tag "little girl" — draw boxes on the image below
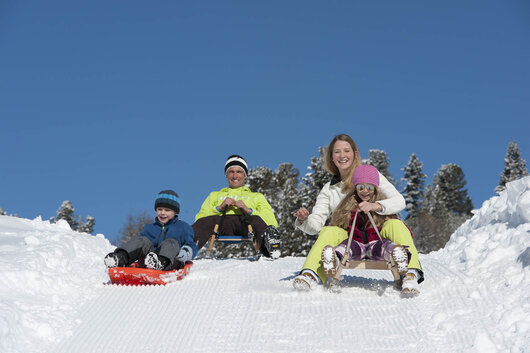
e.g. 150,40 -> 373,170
321,165 -> 423,294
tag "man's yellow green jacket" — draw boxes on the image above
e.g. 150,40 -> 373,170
194,186 -> 278,227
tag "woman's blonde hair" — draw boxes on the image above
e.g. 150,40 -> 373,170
330,188 -> 388,230
324,134 -> 361,192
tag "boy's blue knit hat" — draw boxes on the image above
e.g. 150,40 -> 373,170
154,190 -> 180,214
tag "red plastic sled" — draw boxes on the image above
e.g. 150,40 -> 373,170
107,261 -> 193,286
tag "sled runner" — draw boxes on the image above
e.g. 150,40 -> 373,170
327,210 -> 402,287
207,210 -> 259,256
107,261 -> 193,286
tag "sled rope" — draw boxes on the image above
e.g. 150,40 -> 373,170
341,210 -> 358,266
366,211 -> 384,242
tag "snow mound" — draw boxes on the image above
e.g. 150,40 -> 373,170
430,176 -> 530,350
436,176 -> 530,272
0,215 -> 114,353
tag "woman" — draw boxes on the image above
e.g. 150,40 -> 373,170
292,134 -> 406,290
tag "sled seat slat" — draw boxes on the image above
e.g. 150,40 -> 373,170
206,211 -> 260,256
207,230 -> 259,253
331,259 -> 401,282
215,235 -> 254,244
343,259 -> 393,270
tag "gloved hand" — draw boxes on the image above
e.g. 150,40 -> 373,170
177,246 -> 193,262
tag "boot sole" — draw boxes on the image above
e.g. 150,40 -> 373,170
293,277 -> 311,291
392,246 -> 409,275
321,246 -> 338,277
401,287 -> 420,297
145,253 -> 163,271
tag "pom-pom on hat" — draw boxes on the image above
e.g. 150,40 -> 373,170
352,165 -> 380,187
154,190 -> 180,214
225,155 -> 248,176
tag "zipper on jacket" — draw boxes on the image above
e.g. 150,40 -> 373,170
155,225 -> 170,250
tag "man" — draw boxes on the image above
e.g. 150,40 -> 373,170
193,155 -> 281,259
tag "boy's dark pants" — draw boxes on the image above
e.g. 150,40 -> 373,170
117,236 -> 181,270
193,215 -> 268,254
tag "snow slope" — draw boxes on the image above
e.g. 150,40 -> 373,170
1,177 -> 529,353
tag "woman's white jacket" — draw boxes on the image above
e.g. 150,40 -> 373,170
295,172 -> 406,235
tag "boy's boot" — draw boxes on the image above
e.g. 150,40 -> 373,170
321,245 -> 339,277
145,252 -> 170,271
104,250 -> 128,268
263,225 -> 281,259
292,270 -> 320,291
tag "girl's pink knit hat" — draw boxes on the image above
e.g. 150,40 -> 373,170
352,165 -> 380,187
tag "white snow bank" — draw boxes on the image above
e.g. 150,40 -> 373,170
0,215 -> 114,353
430,176 -> 530,351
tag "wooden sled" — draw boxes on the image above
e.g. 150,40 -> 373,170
108,261 -> 193,286
207,210 -> 259,257
326,210 -> 402,287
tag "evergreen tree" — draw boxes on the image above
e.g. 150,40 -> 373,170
246,166 -> 274,195
118,210 -> 152,247
78,216 -> 96,234
300,146 -> 331,211
496,140 -> 528,192
428,164 -> 473,216
53,200 -> 76,227
401,153 -> 427,219
268,163 -> 305,256
247,163 -> 305,256
0,208 -> 17,217
367,149 -> 398,187
410,164 -> 473,253
50,200 -> 96,234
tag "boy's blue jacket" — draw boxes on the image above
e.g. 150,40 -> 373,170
140,216 -> 198,258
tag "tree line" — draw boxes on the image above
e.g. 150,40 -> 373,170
0,141 -> 526,255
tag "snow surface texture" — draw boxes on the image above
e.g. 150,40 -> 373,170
1,177 -> 529,353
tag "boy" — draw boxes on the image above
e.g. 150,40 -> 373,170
105,190 -> 198,270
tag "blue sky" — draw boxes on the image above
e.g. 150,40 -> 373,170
1,1 -> 529,244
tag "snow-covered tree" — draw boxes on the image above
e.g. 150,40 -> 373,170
401,153 -> 427,219
410,164 -> 473,253
118,210 -> 152,247
0,208 -> 6,216
77,216 -> 96,234
367,149 -> 398,187
50,200 -> 96,234
496,140 -> 528,193
268,163 -> 304,256
53,200 -> 75,226
300,146 -> 331,211
426,164 -> 473,216
246,166 -> 274,195
248,163 -> 305,256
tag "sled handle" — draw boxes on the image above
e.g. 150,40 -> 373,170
366,211 -> 383,242
208,208 -> 228,252
341,210 -> 358,266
